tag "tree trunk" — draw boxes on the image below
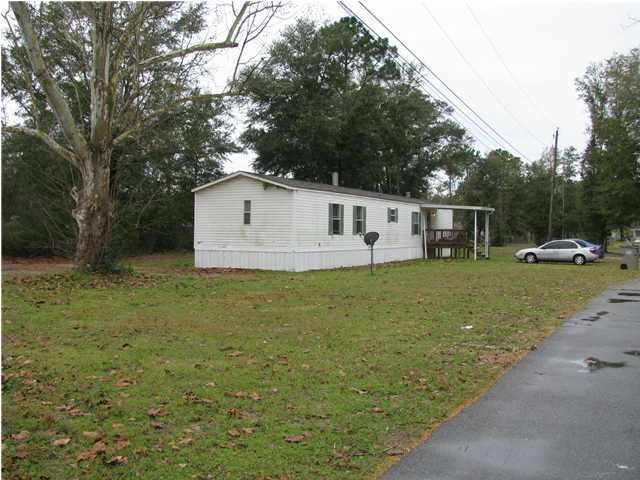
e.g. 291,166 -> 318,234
72,154 -> 112,271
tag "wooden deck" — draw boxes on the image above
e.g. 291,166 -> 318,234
425,229 -> 473,259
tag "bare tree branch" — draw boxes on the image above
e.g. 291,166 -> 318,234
114,1 -> 251,85
10,2 -> 90,160
4,125 -> 79,168
112,93 -> 233,147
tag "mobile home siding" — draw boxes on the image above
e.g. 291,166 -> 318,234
194,176 -> 295,270
193,174 -> 456,271
289,189 -> 425,271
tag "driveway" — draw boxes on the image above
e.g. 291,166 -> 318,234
381,278 -> 640,480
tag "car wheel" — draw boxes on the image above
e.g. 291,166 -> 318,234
525,253 -> 537,264
573,254 -> 586,265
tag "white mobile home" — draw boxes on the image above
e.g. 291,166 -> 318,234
192,171 -> 493,271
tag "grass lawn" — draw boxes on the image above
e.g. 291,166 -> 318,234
2,248 -> 638,479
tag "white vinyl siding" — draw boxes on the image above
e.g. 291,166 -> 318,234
194,174 -> 457,271
194,175 -> 293,250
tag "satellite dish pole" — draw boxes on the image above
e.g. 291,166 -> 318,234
363,232 -> 380,275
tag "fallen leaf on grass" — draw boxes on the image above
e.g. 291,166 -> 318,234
224,391 -> 247,398
285,432 -> 311,443
14,444 -> 27,459
249,392 -> 261,401
105,455 -> 127,465
113,437 -> 130,451
76,441 -> 110,464
115,378 -> 135,387
82,431 -> 101,440
350,387 -> 368,395
183,391 -> 214,404
205,382 -> 216,387
370,407 -> 384,413
147,407 -> 168,418
227,351 -> 242,357
52,437 -> 71,446
10,430 -> 30,441
384,447 -> 404,456
179,437 -> 193,445
150,421 -> 165,430
241,427 -> 255,435
227,429 -> 241,437
302,364 -> 311,370
68,408 -> 88,417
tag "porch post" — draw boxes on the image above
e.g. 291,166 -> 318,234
484,211 -> 490,259
474,209 -> 478,261
423,210 -> 428,259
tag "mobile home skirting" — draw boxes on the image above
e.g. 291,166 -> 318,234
194,245 -> 424,272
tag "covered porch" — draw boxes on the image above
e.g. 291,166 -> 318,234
420,204 -> 495,261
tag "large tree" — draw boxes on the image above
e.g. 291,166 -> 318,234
576,48 -> 640,241
458,149 -> 526,245
2,1 -> 279,270
241,17 -> 462,195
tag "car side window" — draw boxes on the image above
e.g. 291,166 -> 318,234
542,241 -> 561,249
557,241 -> 577,249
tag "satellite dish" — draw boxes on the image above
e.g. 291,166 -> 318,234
363,231 -> 379,246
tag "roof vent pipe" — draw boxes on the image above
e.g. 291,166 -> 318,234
332,171 -> 339,186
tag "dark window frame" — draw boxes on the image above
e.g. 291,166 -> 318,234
387,207 -> 398,223
329,203 -> 344,235
243,200 -> 251,225
411,211 -> 421,235
353,205 -> 366,234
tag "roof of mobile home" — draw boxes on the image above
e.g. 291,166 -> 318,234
192,171 -> 494,212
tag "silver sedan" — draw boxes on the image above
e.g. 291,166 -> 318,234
515,240 -> 600,265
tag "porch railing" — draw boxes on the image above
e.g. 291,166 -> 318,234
426,229 -> 469,246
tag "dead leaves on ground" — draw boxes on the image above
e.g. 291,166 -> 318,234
115,378 -> 135,387
14,444 -> 28,459
147,407 -> 168,418
223,391 -> 261,401
284,431 -> 311,443
51,437 -> 71,446
75,434 -> 129,465
105,455 -> 128,465
10,430 -> 30,441
56,403 -> 87,417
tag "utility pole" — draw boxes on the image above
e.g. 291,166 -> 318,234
547,128 -> 559,241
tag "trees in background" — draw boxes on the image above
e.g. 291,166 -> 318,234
457,150 -> 526,245
241,17 -> 468,196
2,99 -> 237,257
2,1 -> 279,269
576,48 -> 640,243
2,8 -> 637,259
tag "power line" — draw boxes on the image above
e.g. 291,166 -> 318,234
421,2 -> 546,148
336,1 -> 499,151
464,2 -> 555,128
356,1 -> 531,161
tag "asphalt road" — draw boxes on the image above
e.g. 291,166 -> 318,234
381,277 -> 640,480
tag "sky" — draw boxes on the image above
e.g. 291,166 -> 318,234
219,0 -> 640,173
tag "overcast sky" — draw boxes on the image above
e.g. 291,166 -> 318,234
222,0 -> 640,173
